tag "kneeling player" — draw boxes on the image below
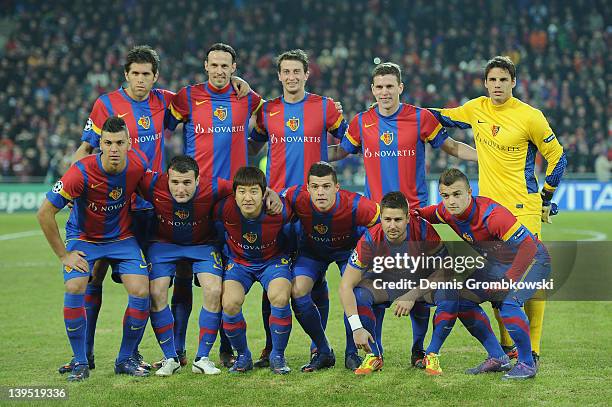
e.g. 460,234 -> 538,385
38,117 -> 151,380
215,167 -> 294,374
282,162 -> 379,371
415,168 -> 551,380
339,192 -> 446,375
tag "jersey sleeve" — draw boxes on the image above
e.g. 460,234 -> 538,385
339,114 -> 361,154
249,90 -> 264,115
427,99 -> 477,130
420,108 -> 449,148
82,98 -> 110,147
46,164 -> 85,209
486,205 -> 528,244
418,204 -> 446,225
250,102 -> 268,142
166,86 -> 190,130
325,98 -> 348,140
355,196 -> 380,227
527,109 -> 567,193
136,170 -> 159,202
280,185 -> 300,208
348,232 -> 374,271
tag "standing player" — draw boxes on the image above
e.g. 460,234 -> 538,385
215,167 -> 294,374
249,49 -> 348,367
329,62 -> 478,366
428,56 -> 566,362
414,168 -> 551,379
139,156 -> 282,376
38,117 -> 151,381
339,192 -> 447,375
282,162 -> 379,371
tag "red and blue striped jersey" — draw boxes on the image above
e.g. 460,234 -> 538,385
137,173 -> 233,245
46,150 -> 150,242
282,185 -> 379,259
213,196 -> 292,265
419,196 -> 545,264
82,88 -> 174,173
340,104 -> 448,207
349,217 -> 442,271
167,82 -> 263,181
251,93 -> 347,190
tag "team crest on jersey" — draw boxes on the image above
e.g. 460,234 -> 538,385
109,187 -> 123,201
243,232 -> 258,243
225,263 -> 234,271
137,116 -> 151,130
491,125 -> 501,137
175,209 -> 190,220
380,131 -> 394,146
462,232 -> 474,243
52,180 -> 64,194
214,106 -> 228,121
286,117 -> 300,132
314,224 -> 328,234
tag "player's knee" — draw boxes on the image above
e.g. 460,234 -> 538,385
149,285 -> 168,311
65,278 -> 87,294
203,285 -> 222,310
128,284 -> 149,299
291,281 -> 310,299
267,289 -> 290,308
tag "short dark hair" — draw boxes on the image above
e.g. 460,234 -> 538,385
372,62 -> 401,84
124,45 -> 160,75
277,49 -> 309,73
167,155 -> 199,176
206,43 -> 237,63
308,161 -> 337,184
380,191 -> 409,214
101,116 -> 129,138
484,56 -> 516,81
233,166 -> 266,194
439,168 -> 470,188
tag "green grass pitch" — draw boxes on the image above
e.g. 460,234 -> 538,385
0,212 -> 610,406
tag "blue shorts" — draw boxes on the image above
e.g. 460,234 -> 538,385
63,238 -> 148,282
148,242 -> 223,281
224,256 -> 292,293
293,253 -> 349,282
468,252 -> 551,307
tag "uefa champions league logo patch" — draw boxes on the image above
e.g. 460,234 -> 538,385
52,181 -> 64,194
84,118 -> 93,132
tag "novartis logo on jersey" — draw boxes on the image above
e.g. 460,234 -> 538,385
363,147 -> 416,158
135,132 -> 162,144
269,134 -> 321,144
87,200 -> 127,213
194,123 -> 245,134
475,133 -> 521,152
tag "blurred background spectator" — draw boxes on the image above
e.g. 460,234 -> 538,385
0,0 -> 608,186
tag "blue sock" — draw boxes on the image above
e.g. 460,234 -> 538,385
426,300 -> 458,354
374,304 -> 386,355
343,314 -> 358,356
64,293 -> 87,365
458,301 -> 505,359
269,304 -> 292,358
222,311 -> 250,358
292,294 -> 330,355
151,306 -> 177,359
197,307 -> 221,358
171,277 -> 192,353
354,287 -> 380,356
310,279 -> 329,352
261,292 -> 273,350
499,304 -> 534,366
84,284 -> 102,357
410,301 -> 430,352
117,296 -> 149,364
218,324 -> 232,354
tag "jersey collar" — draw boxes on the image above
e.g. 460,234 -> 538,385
119,87 -> 150,104
206,81 -> 232,95
375,103 -> 404,120
454,196 -> 476,223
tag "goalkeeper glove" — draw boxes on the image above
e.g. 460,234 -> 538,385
540,189 -> 558,224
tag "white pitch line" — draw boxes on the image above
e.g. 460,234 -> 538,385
557,228 -> 608,241
0,230 -> 42,241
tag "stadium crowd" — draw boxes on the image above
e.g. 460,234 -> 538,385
0,0 -> 609,183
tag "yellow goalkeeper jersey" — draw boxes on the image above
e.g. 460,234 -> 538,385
433,96 -> 565,217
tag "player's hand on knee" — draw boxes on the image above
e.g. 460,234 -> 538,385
394,300 -> 414,317
61,250 -> 89,273
231,76 -> 251,98
353,328 -> 373,353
